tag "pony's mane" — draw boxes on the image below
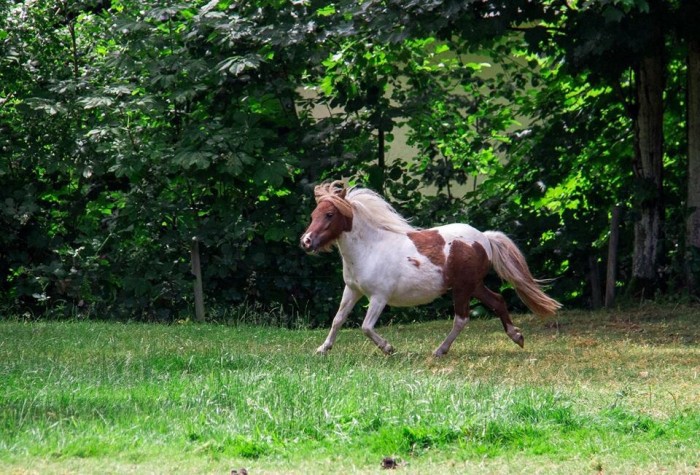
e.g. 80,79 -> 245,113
346,187 -> 416,234
314,181 -> 415,234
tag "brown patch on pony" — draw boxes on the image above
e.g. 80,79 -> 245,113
407,257 -> 421,268
444,241 -> 490,317
407,230 -> 446,267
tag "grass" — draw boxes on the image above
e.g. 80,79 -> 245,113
0,303 -> 699,474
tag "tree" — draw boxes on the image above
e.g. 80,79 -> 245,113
630,8 -> 666,295
0,0 -> 347,320
510,0 -> 671,296
1,0 -> 697,321
332,0 -> 693,302
682,0 -> 700,295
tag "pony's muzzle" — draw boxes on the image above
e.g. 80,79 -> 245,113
300,232 -> 316,252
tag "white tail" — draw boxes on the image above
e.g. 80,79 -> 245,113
484,231 -> 562,316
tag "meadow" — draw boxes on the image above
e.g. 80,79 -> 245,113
0,304 -> 698,474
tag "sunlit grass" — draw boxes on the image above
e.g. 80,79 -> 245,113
0,304 -> 698,474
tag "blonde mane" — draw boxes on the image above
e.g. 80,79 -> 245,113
314,181 -> 353,217
315,181 -> 415,234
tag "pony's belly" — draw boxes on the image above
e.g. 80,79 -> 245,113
387,293 -> 441,307
386,280 -> 445,307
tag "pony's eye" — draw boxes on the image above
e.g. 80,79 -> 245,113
325,212 -> 334,219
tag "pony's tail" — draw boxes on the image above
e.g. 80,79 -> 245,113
484,231 -> 562,317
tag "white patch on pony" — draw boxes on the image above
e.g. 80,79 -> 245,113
434,224 -> 493,260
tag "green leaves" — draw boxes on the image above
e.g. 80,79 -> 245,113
1,0 -> 693,319
226,153 -> 256,176
253,161 -> 289,188
173,151 -> 214,170
0,0 -> 324,319
79,96 -> 114,109
217,55 -> 262,76
315,4 -> 336,17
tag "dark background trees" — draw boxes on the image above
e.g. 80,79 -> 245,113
1,0 -> 698,322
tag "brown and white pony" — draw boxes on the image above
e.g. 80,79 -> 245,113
300,181 -> 561,357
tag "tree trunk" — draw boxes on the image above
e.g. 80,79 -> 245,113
630,44 -> 665,297
589,255 -> 602,309
377,124 -> 386,194
191,237 -> 206,322
687,37 -> 700,295
605,205 -> 622,308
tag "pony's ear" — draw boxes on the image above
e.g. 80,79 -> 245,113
329,180 -> 347,199
314,180 -> 347,202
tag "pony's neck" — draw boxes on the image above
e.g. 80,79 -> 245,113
337,214 -> 393,259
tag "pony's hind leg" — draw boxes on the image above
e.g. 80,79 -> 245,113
473,284 -> 524,348
434,240 -> 487,357
433,282 -> 475,357
361,297 -> 394,354
433,314 -> 470,357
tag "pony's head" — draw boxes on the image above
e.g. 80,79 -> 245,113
300,181 -> 353,253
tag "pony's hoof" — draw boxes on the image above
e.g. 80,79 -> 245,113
315,345 -> 331,355
382,344 -> 395,355
509,330 -> 524,348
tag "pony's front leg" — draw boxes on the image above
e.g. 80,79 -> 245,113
361,297 -> 394,355
316,285 -> 362,354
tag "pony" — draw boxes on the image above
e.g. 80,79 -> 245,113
300,181 -> 561,357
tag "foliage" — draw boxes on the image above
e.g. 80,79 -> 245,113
0,0 -> 696,321
1,0 -> 342,321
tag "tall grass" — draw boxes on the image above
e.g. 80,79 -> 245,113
1,304 -> 698,473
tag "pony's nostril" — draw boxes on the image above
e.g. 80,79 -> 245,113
301,234 -> 312,249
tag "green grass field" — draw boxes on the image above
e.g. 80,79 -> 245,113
1,304 -> 699,474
